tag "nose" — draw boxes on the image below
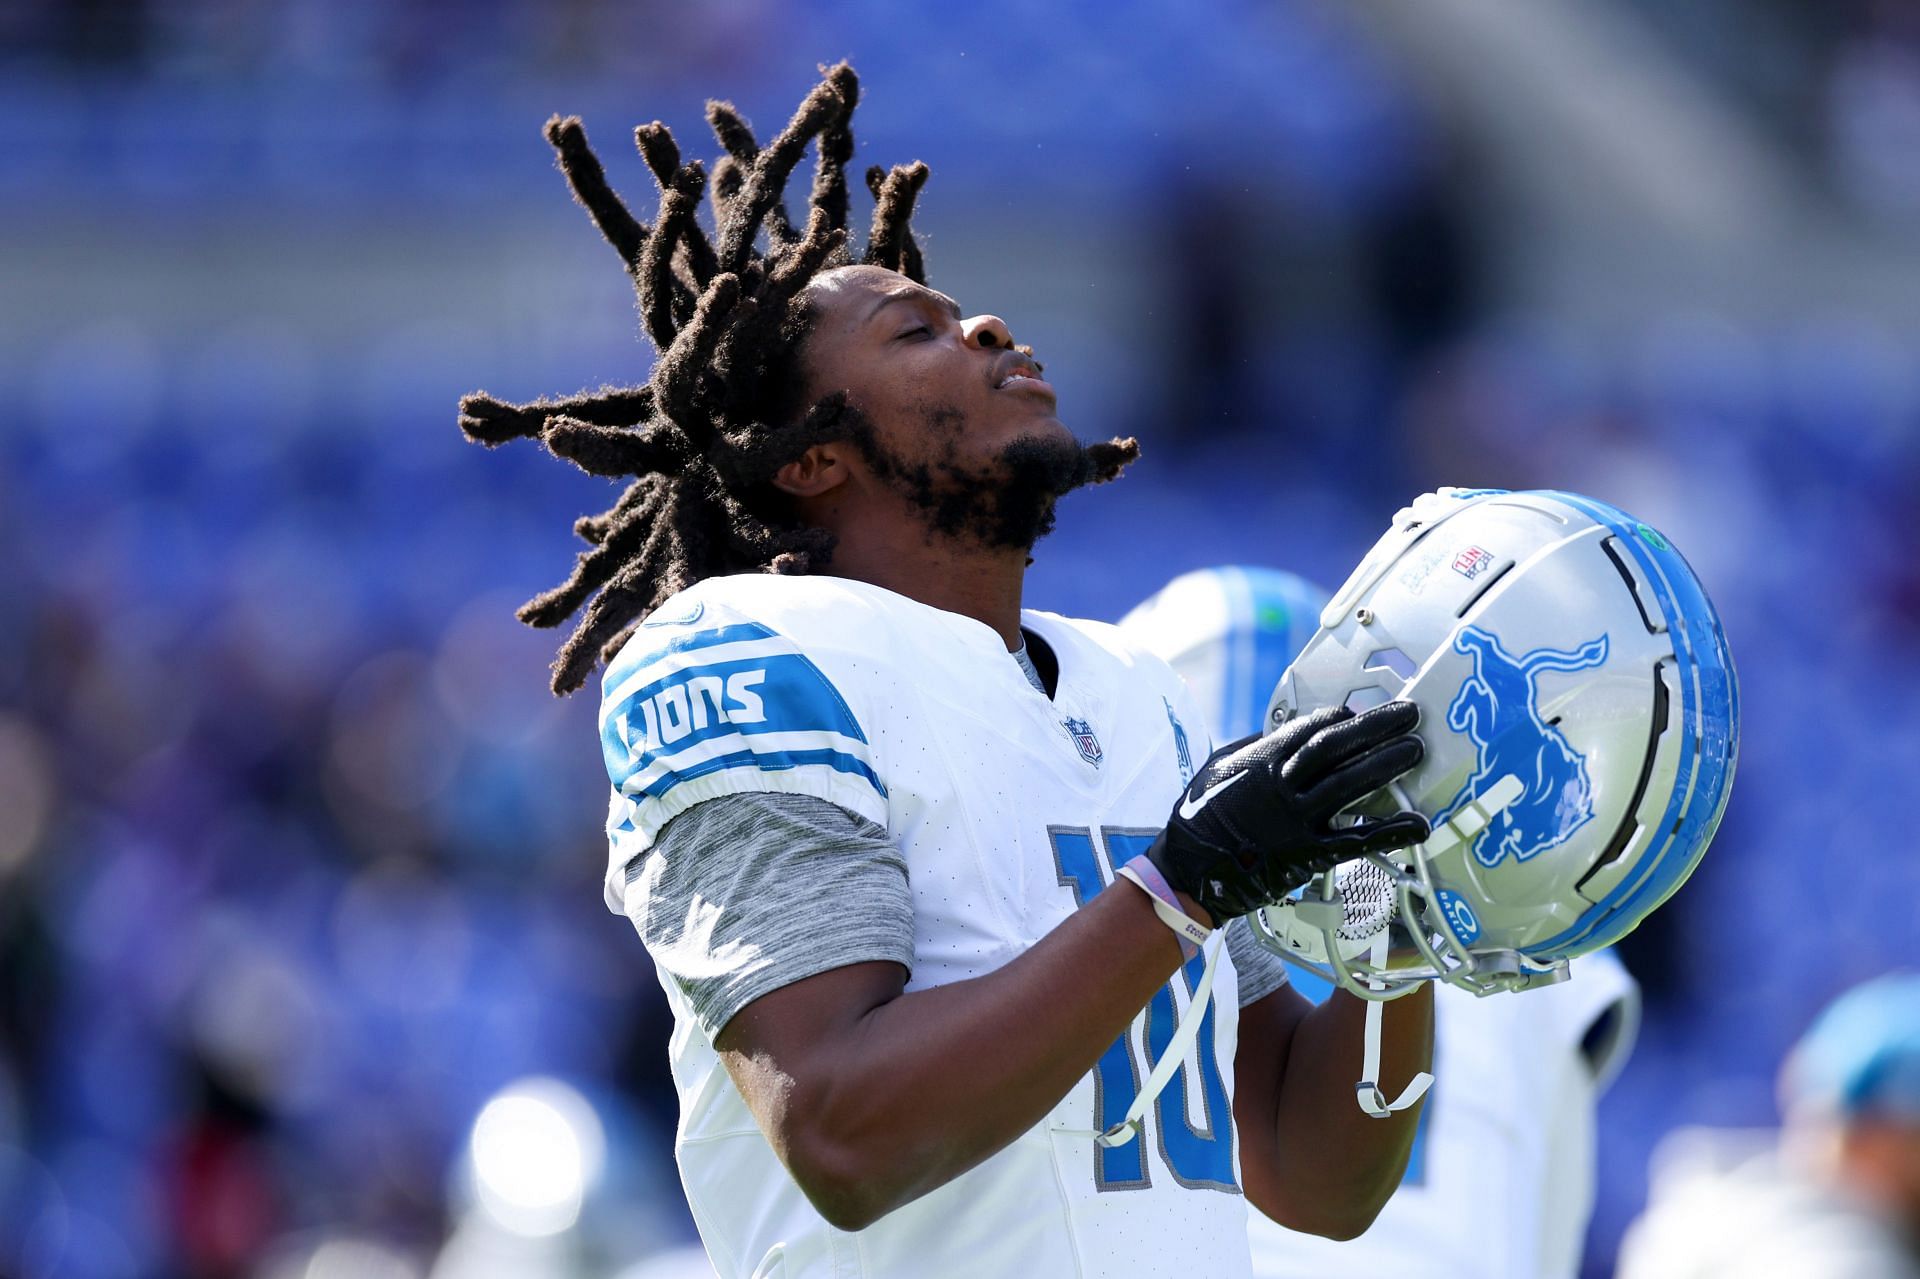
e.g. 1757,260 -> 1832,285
961,314 -> 1015,351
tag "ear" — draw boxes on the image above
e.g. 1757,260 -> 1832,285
771,443 -> 852,499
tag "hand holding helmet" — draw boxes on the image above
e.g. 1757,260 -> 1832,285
1149,702 -> 1432,924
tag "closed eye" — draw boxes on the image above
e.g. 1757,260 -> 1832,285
895,325 -> 931,341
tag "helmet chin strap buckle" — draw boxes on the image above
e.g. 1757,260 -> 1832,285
1357,1074 -> 1432,1118
1291,896 -> 1346,932
1459,951 -> 1572,996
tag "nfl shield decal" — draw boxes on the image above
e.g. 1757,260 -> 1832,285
1451,545 -> 1495,580
1063,716 -> 1103,768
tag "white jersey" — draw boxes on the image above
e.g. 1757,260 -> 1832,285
600,574 -> 1256,1279
1250,952 -> 1638,1279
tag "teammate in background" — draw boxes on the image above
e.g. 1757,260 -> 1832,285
459,67 -> 1436,1277
1121,566 -> 1642,1279
1618,973 -> 1920,1279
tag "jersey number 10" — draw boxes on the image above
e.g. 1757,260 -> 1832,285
1050,827 -> 1237,1194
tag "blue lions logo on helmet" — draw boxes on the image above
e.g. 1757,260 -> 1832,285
1435,626 -> 1611,867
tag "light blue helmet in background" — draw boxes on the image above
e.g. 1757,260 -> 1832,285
1117,567 -> 1331,744
1121,565 -> 1345,1006
1781,972 -> 1920,1123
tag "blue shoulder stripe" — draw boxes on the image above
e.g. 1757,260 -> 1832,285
601,624 -> 882,803
603,652 -> 868,779
634,746 -> 884,800
602,621 -> 777,690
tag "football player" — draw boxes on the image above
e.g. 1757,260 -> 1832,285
460,66 -> 1435,1278
1618,972 -> 1920,1279
1122,566 -> 1642,1279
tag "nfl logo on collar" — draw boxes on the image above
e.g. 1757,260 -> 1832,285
1063,717 -> 1103,768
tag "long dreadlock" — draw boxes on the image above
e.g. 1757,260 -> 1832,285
460,63 -> 1135,695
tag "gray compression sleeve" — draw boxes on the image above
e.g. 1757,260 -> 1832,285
624,792 -> 914,1040
1227,915 -> 1292,1007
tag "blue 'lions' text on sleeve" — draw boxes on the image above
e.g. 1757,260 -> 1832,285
599,617 -> 889,849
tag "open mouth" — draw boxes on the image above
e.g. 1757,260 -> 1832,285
996,373 -> 1057,406
994,360 -> 1055,398
990,351 -> 1055,401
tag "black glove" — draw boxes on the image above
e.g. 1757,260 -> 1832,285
1147,701 -> 1431,924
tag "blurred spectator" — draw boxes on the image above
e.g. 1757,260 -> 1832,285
1617,973 -> 1920,1278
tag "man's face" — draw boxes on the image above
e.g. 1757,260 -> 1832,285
791,264 -> 1102,550
1846,1119 -> 1920,1230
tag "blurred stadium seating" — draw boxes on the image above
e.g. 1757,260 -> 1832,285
4,1 -> 1919,1274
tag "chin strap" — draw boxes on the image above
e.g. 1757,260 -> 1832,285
1099,930 -> 1225,1146
1355,934 -> 1434,1118
1054,929 -> 1227,1148
1059,914 -> 1427,1142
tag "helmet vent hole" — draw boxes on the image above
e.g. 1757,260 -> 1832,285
1364,647 -> 1416,681
1577,662 -> 1671,890
1602,537 -> 1663,635
1454,560 -> 1514,618
1343,687 -> 1391,713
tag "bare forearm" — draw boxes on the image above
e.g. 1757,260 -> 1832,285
724,882 -> 1189,1226
1257,984 -> 1434,1238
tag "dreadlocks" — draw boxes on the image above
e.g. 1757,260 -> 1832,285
460,63 -> 1135,695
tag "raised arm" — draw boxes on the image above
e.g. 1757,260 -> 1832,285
714,878 -> 1189,1231
1234,981 -> 1435,1239
710,701 -> 1430,1231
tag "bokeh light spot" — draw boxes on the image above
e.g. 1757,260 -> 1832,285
468,1078 -> 604,1238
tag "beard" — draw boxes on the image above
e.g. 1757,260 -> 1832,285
852,403 -> 1140,552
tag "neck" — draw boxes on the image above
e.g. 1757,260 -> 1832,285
818,512 -> 1030,650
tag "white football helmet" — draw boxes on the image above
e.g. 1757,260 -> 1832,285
1251,488 -> 1740,999
1117,567 -> 1331,743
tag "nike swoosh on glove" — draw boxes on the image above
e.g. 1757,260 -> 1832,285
1147,701 -> 1431,925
